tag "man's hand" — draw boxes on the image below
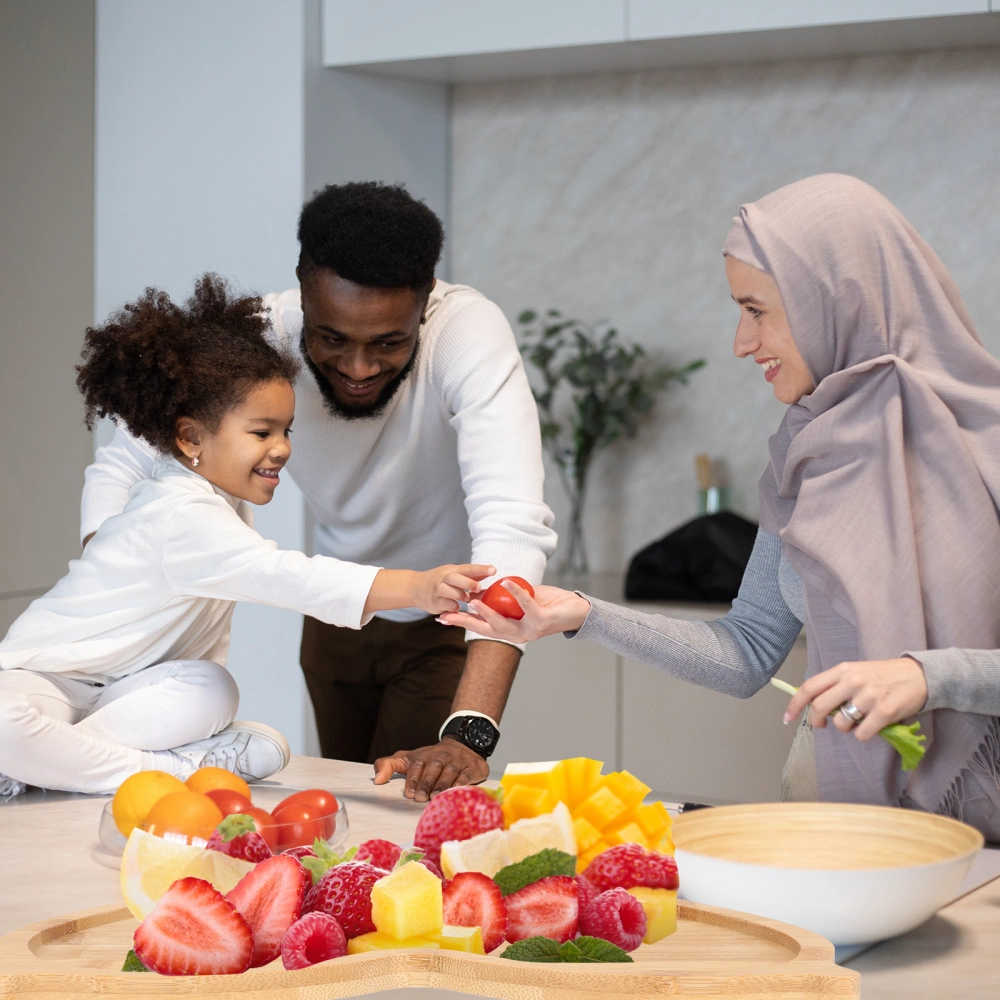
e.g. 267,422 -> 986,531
373,738 -> 489,801
437,582 -> 591,642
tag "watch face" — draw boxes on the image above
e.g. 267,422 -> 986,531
463,717 -> 496,750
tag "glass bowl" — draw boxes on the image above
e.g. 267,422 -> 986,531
98,783 -> 350,857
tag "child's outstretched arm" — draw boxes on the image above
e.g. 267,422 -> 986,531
365,564 -> 495,616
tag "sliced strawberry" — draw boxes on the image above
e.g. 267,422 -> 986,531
355,839 -> 401,870
281,912 -> 347,970
582,844 -> 679,892
504,875 -> 579,944
133,877 -> 252,976
442,872 -> 508,953
413,786 -> 503,867
303,861 -> 386,939
226,854 -> 311,968
207,813 -> 273,864
580,887 -> 647,952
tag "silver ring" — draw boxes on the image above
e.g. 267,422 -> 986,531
840,701 -> 865,725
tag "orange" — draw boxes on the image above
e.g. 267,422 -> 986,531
144,790 -> 224,842
111,770 -> 186,838
184,766 -> 251,799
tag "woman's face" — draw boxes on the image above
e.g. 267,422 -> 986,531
726,255 -> 815,405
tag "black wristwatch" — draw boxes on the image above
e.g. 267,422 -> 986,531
441,715 -> 500,759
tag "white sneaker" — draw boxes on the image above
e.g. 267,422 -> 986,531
0,774 -> 26,799
172,721 -> 290,782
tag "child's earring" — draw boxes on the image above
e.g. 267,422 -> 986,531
192,455 -> 200,467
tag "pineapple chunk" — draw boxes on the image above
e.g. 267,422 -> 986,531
347,931 -> 440,953
562,757 -> 603,808
601,771 -> 652,810
503,784 -> 554,826
627,887 -> 677,943
440,828 -> 512,880
576,785 -> 626,831
605,820 -> 648,848
371,861 -> 443,941
635,801 -> 673,840
507,801 -> 576,862
573,816 -> 603,853
425,925 -> 486,954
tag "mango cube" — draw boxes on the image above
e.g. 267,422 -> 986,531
601,771 -> 651,811
636,801 -> 673,840
503,784 -> 554,826
577,840 -> 609,871
627,887 -> 677,943
562,757 -> 603,808
370,861 -> 443,941
426,925 -> 486,954
500,760 -> 568,804
605,820 -> 648,848
347,931 -> 440,953
655,830 -> 675,855
573,816 -> 603,853
576,785 -> 626,831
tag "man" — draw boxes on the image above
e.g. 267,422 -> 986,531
81,182 -> 557,800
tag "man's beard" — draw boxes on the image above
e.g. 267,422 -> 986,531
299,335 -> 419,420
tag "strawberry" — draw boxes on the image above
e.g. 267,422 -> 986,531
207,813 -> 272,864
580,887 -> 647,952
355,839 -> 401,870
582,844 -> 679,892
418,856 -> 444,880
226,854 -> 311,968
282,844 -> 318,863
413,786 -> 503,866
442,872 -> 508,953
133,877 -> 252,976
575,874 -> 599,911
303,861 -> 386,939
281,912 -> 347,970
504,875 -> 579,944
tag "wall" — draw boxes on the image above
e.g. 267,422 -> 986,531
451,49 -> 1000,574
0,0 -> 96,635
94,0 -> 312,751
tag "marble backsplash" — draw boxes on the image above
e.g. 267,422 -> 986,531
451,48 -> 1000,575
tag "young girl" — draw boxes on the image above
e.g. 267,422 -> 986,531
0,275 -> 491,798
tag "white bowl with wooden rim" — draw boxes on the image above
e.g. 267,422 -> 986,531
673,802 -> 983,946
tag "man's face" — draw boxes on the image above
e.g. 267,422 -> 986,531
299,268 -> 428,417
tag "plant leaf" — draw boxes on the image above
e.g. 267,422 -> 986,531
501,936 -> 564,962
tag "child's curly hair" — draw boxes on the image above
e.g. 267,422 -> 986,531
77,274 -> 300,454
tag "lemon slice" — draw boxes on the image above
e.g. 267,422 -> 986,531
506,801 -> 577,863
440,827 -> 512,879
120,828 -> 255,919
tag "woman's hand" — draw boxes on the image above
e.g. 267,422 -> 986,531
783,656 -> 928,741
437,581 -> 591,642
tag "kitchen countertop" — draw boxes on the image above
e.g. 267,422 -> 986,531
1,755 -> 997,998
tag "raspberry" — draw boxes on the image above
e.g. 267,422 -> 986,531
582,843 -> 679,892
355,839 -> 401,871
281,912 -> 347,970
580,887 -> 647,952
575,874 -> 599,911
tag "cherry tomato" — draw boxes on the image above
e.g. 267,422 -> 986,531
272,802 -> 333,849
240,806 -> 280,851
204,788 -> 253,818
480,576 -> 535,620
273,788 -> 339,818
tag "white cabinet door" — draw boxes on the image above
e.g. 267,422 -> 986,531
322,0 -> 625,67
490,635 -> 619,776
621,636 -> 808,804
627,0 -> 989,40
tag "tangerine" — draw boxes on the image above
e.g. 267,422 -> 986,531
111,770 -> 187,838
144,790 -> 224,842
185,766 -> 251,799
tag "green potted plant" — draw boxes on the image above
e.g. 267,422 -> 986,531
518,309 -> 705,576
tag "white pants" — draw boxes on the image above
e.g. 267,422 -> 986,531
0,660 -> 239,793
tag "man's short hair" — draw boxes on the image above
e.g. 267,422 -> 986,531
297,181 -> 444,291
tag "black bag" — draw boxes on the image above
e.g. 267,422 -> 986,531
624,512 -> 758,603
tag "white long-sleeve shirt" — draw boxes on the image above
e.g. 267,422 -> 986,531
81,281 -> 557,625
1,458 -> 380,680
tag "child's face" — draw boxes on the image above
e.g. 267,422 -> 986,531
176,379 -> 295,504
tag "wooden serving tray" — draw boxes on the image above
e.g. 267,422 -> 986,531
0,900 -> 859,999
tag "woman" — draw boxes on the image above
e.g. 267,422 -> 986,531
441,174 -> 1000,839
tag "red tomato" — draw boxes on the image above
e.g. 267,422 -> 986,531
204,788 -> 253,818
480,576 -> 535,620
273,788 -> 339,818
240,806 -> 280,851
272,802 -> 333,849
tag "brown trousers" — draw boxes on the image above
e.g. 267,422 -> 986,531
299,614 -> 468,764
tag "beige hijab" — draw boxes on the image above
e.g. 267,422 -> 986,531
725,174 -> 1000,838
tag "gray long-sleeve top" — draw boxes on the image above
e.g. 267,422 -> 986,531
570,528 -> 1000,716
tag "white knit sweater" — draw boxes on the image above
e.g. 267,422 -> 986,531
80,281 -> 557,623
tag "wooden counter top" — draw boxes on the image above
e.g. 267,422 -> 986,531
0,755 -> 996,997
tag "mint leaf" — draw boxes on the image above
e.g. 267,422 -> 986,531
494,849 -> 577,897
502,936 -> 563,962
573,936 -> 634,962
880,721 -> 926,771
122,949 -> 149,972
557,940 -> 585,961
